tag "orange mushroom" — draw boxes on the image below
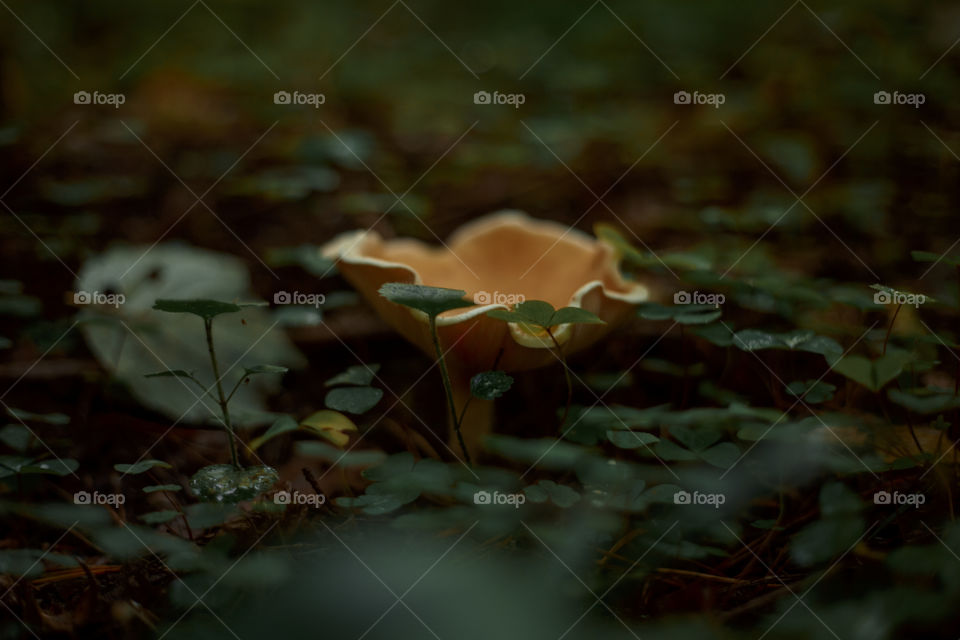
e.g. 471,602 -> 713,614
322,211 -> 648,459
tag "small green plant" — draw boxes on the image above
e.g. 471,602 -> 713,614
149,299 -> 288,501
487,300 -> 603,425
0,409 -> 78,491
378,283 -> 476,463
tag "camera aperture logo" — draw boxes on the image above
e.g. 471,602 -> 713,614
873,490 -> 924,508
674,90 -> 725,108
873,290 -> 925,308
74,290 -> 125,308
673,490 -> 725,509
274,90 -> 325,108
674,290 -> 725,307
74,491 -> 126,506
274,490 -> 326,507
274,291 -> 326,308
873,90 -> 925,108
473,290 -> 525,305
474,490 -> 525,508
473,90 -> 525,108
74,90 -> 125,108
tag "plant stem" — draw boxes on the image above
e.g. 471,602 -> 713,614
429,316 -> 471,466
225,375 -> 250,404
185,373 -> 216,400
882,303 -> 902,355
546,328 -> 573,427
204,318 -> 240,469
456,348 -> 505,427
457,395 -> 473,429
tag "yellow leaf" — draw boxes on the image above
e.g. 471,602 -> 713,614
300,410 -> 358,448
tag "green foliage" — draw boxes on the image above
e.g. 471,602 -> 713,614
8,5 -> 960,636
143,484 -> 182,493
732,329 -> 843,357
243,365 -> 290,376
655,425 -> 740,469
791,483 -> 865,566
487,299 -> 603,328
140,510 -> 180,525
887,388 -> 960,414
295,441 -> 386,467
337,453 -> 460,514
325,363 -> 381,387
248,415 -> 300,451
829,351 -> 913,392
5,407 -> 70,425
787,379 -> 837,404
152,299 -> 244,320
76,245 -> 304,427
377,282 -> 472,317
0,456 -> 78,478
114,459 -> 172,474
299,410 -> 359,447
144,369 -> 196,380
911,250 -> 960,268
324,386 -> 383,414
638,302 -> 722,325
606,430 -> 660,449
322,361 -> 383,414
0,548 -> 77,578
470,371 -> 514,400
523,480 -> 581,507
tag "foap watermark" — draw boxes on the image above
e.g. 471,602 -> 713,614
274,90 -> 325,108
473,290 -> 525,305
474,490 -> 525,508
674,90 -> 725,108
873,490 -> 925,508
74,491 -> 126,506
274,490 -> 326,507
274,291 -> 326,308
874,90 -> 925,108
873,290 -> 925,308
74,90 -> 125,108
674,290 -> 725,307
74,290 -> 125,308
474,90 -> 525,108
673,490 -> 726,509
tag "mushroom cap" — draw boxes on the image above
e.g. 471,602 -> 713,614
322,211 -> 647,373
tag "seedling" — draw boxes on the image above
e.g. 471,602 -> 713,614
378,283 -> 475,464
487,300 -> 603,425
149,299 -> 288,501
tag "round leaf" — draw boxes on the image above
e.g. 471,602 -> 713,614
324,387 -> 383,414
606,430 -> 660,449
377,283 -> 471,317
152,299 -> 242,320
325,364 -> 381,387
550,306 -> 604,326
470,371 -> 514,400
